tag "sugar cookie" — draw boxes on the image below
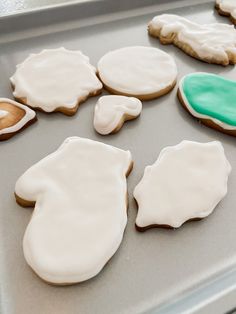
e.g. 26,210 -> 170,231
178,73 -> 236,137
94,95 -> 142,135
134,141 -> 231,230
148,14 -> 236,66
15,137 -> 133,285
97,46 -> 177,100
216,0 -> 236,24
0,98 -> 36,141
10,48 -> 103,115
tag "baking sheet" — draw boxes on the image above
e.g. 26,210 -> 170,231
0,0 -> 236,313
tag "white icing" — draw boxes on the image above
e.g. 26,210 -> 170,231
15,137 -> 132,284
216,0 -> 236,19
149,14 -> 236,63
179,73 -> 236,131
10,48 -> 103,113
94,95 -> 142,135
134,141 -> 231,229
0,98 -> 36,136
97,46 -> 177,97
0,110 -> 8,119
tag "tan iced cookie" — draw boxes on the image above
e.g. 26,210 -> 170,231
0,98 -> 36,141
10,48 -> 103,116
97,46 -> 177,100
148,14 -> 236,66
216,0 -> 236,24
94,95 -> 142,135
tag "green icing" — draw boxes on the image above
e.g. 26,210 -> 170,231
182,73 -> 236,127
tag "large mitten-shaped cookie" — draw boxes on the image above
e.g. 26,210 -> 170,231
0,98 -> 36,141
15,137 -> 133,284
134,141 -> 231,230
148,14 -> 236,65
216,0 -> 236,24
10,48 -> 103,115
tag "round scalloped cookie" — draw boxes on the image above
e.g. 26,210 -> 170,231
10,48 -> 103,116
97,46 -> 177,100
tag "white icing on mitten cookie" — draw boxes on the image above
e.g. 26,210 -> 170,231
134,141 -> 231,230
0,98 -> 36,141
10,48 -> 103,115
15,137 -> 132,284
216,0 -> 236,23
97,46 -> 177,100
94,95 -> 142,135
148,14 -> 236,65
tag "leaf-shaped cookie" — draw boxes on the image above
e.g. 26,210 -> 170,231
134,141 -> 231,230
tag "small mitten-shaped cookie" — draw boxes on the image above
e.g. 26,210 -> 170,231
94,95 -> 142,135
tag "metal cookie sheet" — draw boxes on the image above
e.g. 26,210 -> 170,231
0,0 -> 235,313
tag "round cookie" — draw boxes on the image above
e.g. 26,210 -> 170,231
94,95 -> 142,135
178,73 -> 236,137
97,46 -> 177,100
0,98 -> 36,141
10,48 -> 103,115
216,0 -> 236,24
15,137 -> 133,285
134,141 -> 231,230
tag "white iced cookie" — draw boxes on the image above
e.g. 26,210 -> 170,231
94,95 -> 142,135
97,46 -> 177,100
148,14 -> 236,66
134,141 -> 231,230
0,98 -> 36,141
216,0 -> 236,24
10,48 -> 103,115
15,137 -> 133,285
